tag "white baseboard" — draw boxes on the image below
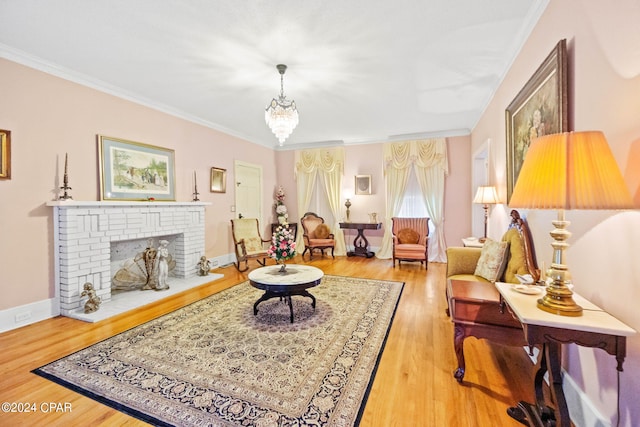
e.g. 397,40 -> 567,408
209,253 -> 236,268
523,346 -> 608,427
0,298 -> 59,334
563,370 -> 609,427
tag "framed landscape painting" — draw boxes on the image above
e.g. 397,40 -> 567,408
98,135 -> 176,201
505,39 -> 568,202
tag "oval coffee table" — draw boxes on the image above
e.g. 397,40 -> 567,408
248,264 -> 324,323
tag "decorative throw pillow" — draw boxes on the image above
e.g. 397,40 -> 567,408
314,223 -> 331,239
244,237 -> 263,253
502,228 -> 528,283
474,238 -> 510,282
397,228 -> 420,244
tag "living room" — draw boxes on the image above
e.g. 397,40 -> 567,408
1,1 -> 640,426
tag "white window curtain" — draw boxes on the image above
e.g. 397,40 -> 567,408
294,148 -> 347,256
397,170 -> 428,217
376,138 -> 448,262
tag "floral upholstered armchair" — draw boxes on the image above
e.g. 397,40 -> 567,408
300,212 -> 335,260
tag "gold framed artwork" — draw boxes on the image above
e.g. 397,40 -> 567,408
98,135 -> 176,201
355,175 -> 371,195
505,39 -> 568,203
210,167 -> 226,193
0,129 -> 11,179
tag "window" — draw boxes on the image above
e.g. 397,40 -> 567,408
307,176 -> 335,224
397,169 -> 428,217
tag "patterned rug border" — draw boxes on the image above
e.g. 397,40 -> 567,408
33,275 -> 405,426
353,278 -> 404,426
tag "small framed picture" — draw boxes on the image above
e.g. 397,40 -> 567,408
355,175 -> 371,195
0,129 -> 11,179
210,167 -> 226,193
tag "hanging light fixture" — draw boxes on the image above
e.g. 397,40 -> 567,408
265,64 -> 299,145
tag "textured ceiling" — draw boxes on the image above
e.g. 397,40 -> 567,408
0,0 -> 547,149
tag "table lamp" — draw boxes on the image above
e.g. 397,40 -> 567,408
509,131 -> 634,316
473,185 -> 499,242
344,188 -> 353,222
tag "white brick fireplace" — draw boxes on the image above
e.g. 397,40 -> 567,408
47,201 -> 212,319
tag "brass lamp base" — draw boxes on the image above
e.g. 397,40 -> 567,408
537,283 -> 583,317
536,210 -> 583,317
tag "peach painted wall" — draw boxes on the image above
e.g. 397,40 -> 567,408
274,138 -> 472,253
473,1 -> 640,425
0,58 -> 277,311
1,57 -> 474,321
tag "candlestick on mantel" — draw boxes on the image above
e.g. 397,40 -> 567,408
59,152 -> 73,200
192,170 -> 200,202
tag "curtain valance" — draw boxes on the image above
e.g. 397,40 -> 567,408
383,138 -> 448,173
295,147 -> 345,175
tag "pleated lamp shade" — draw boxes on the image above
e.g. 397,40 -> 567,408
509,131 -> 634,210
473,186 -> 499,205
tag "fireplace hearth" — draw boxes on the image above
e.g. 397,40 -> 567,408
47,201 -> 216,320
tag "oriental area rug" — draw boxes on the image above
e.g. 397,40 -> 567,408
34,275 -> 404,426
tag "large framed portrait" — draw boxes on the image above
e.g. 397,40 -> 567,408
98,135 -> 176,201
0,129 -> 11,179
506,39 -> 568,202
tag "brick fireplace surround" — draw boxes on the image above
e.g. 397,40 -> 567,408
47,201 -> 218,321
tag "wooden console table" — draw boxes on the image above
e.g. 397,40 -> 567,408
339,222 -> 381,258
496,283 -> 636,427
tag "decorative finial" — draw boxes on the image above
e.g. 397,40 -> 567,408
59,153 -> 73,200
192,170 -> 200,201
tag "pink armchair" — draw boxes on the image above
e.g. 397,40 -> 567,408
392,217 -> 429,269
300,212 -> 336,260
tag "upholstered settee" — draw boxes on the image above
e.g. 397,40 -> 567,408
446,210 -> 539,285
445,210 -> 540,382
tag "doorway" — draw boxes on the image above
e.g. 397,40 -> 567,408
471,140 -> 490,238
234,161 -> 263,222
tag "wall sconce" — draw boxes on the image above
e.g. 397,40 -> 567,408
473,186 -> 499,242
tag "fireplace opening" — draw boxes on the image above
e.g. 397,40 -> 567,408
111,235 -> 179,293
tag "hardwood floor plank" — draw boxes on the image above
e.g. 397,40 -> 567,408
0,255 -> 533,426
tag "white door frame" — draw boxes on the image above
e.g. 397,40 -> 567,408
471,139 -> 490,238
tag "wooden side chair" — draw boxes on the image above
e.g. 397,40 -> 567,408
230,218 -> 270,272
391,217 -> 429,269
300,212 -> 336,260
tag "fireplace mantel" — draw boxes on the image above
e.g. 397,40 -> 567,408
48,200 -> 211,319
46,200 -> 211,208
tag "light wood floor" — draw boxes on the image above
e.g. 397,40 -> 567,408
0,256 -> 535,426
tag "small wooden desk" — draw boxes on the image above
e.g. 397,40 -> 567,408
339,222 -> 382,258
496,283 -> 636,427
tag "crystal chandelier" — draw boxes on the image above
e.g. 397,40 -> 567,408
265,64 -> 299,145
